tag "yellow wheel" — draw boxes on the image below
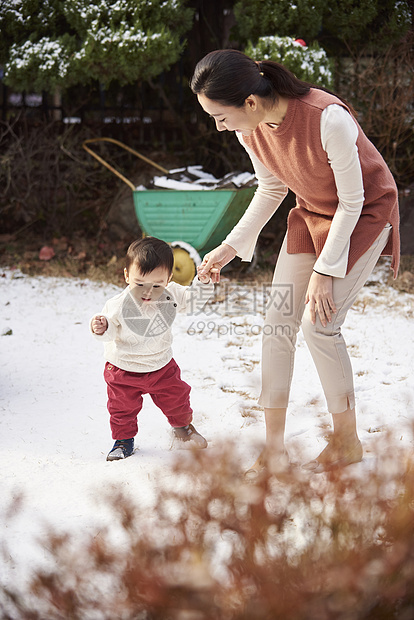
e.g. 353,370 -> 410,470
172,247 -> 197,285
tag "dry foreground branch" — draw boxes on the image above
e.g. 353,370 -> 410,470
1,435 -> 414,620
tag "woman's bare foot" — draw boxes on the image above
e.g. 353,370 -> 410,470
244,449 -> 290,481
302,435 -> 363,473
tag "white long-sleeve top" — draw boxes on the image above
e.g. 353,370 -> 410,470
90,278 -> 214,373
224,104 -> 364,278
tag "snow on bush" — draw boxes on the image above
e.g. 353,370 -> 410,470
2,0 -> 193,90
245,35 -> 334,88
6,37 -> 74,92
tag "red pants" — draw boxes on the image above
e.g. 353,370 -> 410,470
104,358 -> 193,440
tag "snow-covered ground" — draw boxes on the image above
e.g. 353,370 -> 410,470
1,263 -> 413,589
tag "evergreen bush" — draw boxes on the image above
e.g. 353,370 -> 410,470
245,36 -> 334,89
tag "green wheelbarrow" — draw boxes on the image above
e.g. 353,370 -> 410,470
83,138 -> 256,285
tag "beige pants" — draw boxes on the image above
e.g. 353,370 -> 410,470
259,225 -> 392,414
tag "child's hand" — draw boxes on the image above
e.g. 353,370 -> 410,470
197,266 -> 211,284
92,315 -> 108,335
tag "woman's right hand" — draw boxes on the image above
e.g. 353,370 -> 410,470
198,243 -> 237,283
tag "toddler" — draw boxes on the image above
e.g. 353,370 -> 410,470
91,236 -> 213,461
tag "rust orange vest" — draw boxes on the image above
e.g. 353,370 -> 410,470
243,89 -> 400,276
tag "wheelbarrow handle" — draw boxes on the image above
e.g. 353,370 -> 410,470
82,137 -> 170,191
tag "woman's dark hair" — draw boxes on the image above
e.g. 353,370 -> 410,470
125,237 -> 174,276
190,49 -> 356,116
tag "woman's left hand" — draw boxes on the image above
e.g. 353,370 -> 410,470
198,243 -> 237,284
305,272 -> 337,327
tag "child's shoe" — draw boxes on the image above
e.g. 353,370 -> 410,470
172,424 -> 207,449
106,438 -> 134,461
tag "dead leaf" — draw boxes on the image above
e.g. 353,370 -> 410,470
39,246 -> 56,261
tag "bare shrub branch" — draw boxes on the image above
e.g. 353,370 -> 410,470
1,432 -> 414,619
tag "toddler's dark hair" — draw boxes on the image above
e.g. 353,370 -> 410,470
125,237 -> 174,275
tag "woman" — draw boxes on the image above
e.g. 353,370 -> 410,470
191,49 -> 399,479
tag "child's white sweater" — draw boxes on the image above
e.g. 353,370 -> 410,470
91,278 -> 214,373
